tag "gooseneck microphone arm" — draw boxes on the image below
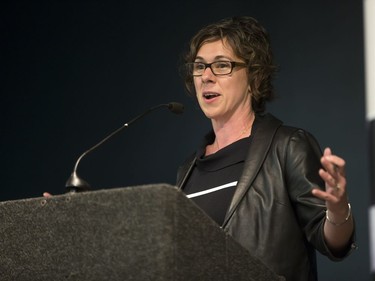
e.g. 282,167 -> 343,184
65,102 -> 184,193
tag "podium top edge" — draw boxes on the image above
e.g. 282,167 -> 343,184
0,183 -> 180,205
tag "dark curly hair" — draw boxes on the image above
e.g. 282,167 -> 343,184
183,16 -> 277,113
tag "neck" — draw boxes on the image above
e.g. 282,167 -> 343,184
206,110 -> 255,155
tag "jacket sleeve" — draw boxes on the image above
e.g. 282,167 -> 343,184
283,128 -> 356,260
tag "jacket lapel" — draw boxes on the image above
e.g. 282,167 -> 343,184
176,155 -> 197,189
222,113 -> 283,228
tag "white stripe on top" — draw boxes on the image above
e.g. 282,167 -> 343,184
186,181 -> 238,199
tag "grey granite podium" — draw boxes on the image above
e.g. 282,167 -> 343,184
0,184 -> 284,280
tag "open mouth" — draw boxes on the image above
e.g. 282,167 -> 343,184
203,92 -> 220,100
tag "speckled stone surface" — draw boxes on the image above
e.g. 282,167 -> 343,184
0,184 -> 283,281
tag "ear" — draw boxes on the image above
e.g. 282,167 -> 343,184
247,84 -> 252,94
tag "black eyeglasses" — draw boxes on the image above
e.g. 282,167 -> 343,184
186,61 -> 247,76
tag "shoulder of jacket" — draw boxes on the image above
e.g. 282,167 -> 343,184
275,125 -> 317,142
256,113 -> 306,138
258,115 -> 319,150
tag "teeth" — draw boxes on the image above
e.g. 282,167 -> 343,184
204,93 -> 219,99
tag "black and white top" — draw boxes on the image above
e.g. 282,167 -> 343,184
183,136 -> 252,226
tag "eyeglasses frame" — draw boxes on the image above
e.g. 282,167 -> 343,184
187,61 -> 248,76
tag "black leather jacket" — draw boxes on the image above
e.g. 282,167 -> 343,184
176,113 -> 355,281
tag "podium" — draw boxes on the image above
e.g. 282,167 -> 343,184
0,184 -> 284,280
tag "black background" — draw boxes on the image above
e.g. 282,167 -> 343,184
1,1 -> 369,280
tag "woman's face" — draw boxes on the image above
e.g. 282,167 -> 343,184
193,39 -> 252,122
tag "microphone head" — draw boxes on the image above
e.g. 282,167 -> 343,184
65,171 -> 91,193
167,102 -> 184,114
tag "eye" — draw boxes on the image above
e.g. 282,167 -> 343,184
214,61 -> 231,69
194,63 -> 205,71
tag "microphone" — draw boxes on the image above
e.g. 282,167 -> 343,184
65,102 -> 184,193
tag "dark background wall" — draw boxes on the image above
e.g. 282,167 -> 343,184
1,1 -> 369,280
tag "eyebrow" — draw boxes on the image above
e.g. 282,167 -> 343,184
195,55 -> 232,62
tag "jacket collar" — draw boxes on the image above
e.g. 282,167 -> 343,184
176,113 -> 283,227
222,113 -> 283,228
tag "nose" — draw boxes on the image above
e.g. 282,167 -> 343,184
201,66 -> 215,82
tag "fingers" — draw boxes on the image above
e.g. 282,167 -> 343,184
311,188 -> 337,201
319,168 -> 346,190
43,192 -> 52,198
313,147 -> 348,206
321,147 -> 346,176
320,148 -> 346,188
312,148 -> 351,222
